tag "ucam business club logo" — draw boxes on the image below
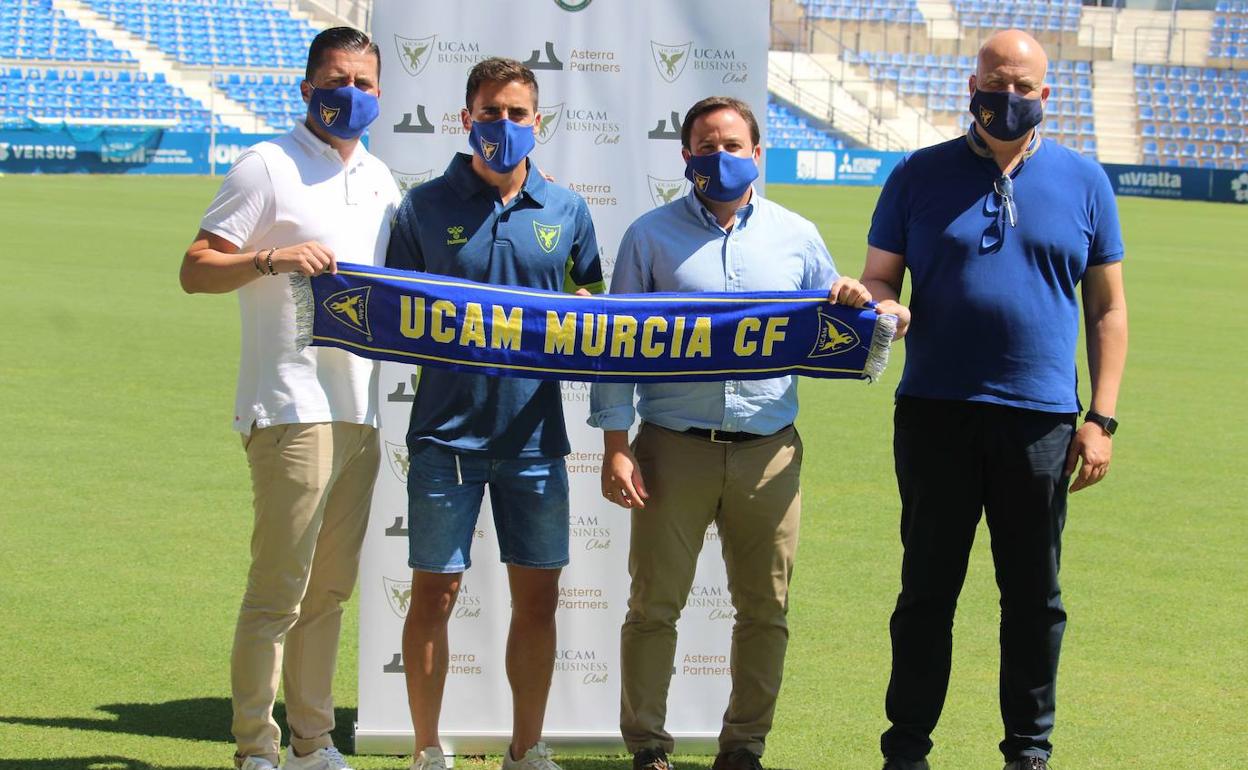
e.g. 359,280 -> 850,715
385,441 -> 409,484
395,33 -> 487,77
553,0 -> 593,10
570,513 -> 611,551
383,576 -> 412,618
322,286 -> 372,339
651,40 -> 748,84
810,311 -> 860,357
647,175 -> 690,208
688,583 -> 735,621
391,168 -> 434,196
538,103 -> 622,146
555,648 -> 609,685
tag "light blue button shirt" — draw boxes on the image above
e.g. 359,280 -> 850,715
588,189 -> 839,434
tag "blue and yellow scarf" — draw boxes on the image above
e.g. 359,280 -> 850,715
293,263 -> 895,383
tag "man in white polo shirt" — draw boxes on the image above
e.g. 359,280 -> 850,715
179,27 -> 400,770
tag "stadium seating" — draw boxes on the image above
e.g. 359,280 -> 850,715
766,99 -> 851,151
214,72 -> 306,131
797,0 -> 924,24
1133,64 -> 1246,169
0,66 -> 238,133
952,0 -> 1082,33
0,0 -> 134,63
848,52 -> 1098,158
82,0 -> 318,68
1209,0 -> 1248,62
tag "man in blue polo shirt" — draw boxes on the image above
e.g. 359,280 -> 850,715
386,58 -> 604,770
863,30 -> 1129,770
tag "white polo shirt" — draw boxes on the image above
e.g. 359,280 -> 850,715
200,121 -> 401,434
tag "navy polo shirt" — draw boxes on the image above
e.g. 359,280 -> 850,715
386,153 -> 604,457
868,135 -> 1124,413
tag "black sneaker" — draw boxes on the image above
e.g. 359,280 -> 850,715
1003,759 -> 1048,770
882,759 -> 931,770
711,748 -> 762,770
632,747 -> 673,770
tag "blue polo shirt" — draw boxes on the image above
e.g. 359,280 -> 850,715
386,153 -> 604,458
868,135 -> 1124,413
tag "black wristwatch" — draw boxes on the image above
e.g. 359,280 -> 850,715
1084,410 -> 1118,436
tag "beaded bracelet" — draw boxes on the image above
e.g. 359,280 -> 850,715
265,247 -> 278,275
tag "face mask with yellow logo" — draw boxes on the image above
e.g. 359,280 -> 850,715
309,85 -> 379,140
968,89 -> 1043,142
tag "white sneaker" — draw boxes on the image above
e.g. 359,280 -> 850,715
281,746 -> 353,770
240,758 -> 277,770
500,742 -> 561,770
412,746 -> 449,770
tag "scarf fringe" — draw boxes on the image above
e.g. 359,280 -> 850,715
864,312 -> 897,383
290,274 -> 314,351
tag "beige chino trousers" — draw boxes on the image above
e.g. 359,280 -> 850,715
620,422 -> 802,758
232,421 -> 379,765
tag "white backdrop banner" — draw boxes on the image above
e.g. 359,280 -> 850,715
358,0 -> 769,754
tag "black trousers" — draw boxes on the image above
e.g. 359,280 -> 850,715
880,397 -> 1075,762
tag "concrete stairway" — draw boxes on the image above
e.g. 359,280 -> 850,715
1090,59 -> 1139,163
54,0 -> 277,133
916,0 -> 961,41
1079,6 -> 1117,56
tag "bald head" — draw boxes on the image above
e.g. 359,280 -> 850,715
974,29 -> 1049,91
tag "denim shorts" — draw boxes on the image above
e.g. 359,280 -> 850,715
406,443 -> 570,573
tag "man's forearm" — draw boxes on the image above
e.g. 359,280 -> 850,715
181,248 -> 264,294
1087,306 -> 1128,415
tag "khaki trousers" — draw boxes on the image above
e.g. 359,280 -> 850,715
232,421 -> 379,764
620,423 -> 802,757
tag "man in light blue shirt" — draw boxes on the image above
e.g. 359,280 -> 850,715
589,96 -> 894,770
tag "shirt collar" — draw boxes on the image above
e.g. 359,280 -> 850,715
444,152 -> 548,206
965,123 -> 1041,164
684,186 -> 759,231
291,120 -> 367,168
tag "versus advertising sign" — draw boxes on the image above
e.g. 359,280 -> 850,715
0,127 -> 280,175
765,146 -> 905,186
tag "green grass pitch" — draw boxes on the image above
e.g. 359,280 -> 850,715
0,175 -> 1244,770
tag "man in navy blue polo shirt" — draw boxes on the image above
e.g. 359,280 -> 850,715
864,30 -> 1128,770
386,58 -> 604,770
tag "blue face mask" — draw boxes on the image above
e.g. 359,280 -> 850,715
684,151 -> 759,203
309,85 -> 379,140
969,88 -> 1044,142
469,118 -> 536,173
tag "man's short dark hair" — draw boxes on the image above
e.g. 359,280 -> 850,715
465,57 -> 539,111
305,26 -> 380,82
681,96 -> 761,150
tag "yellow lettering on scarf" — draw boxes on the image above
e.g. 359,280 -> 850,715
492,306 -> 523,351
610,315 -> 638,358
670,316 -> 687,358
545,311 -> 577,355
431,300 -> 456,343
686,316 -> 712,358
581,313 -> 607,356
733,317 -> 761,356
640,317 -> 668,358
400,296 -> 426,339
459,302 -> 486,348
763,317 -> 788,356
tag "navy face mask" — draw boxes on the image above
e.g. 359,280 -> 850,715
309,85 -> 379,140
469,118 -> 536,173
684,151 -> 759,203
969,88 -> 1044,142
